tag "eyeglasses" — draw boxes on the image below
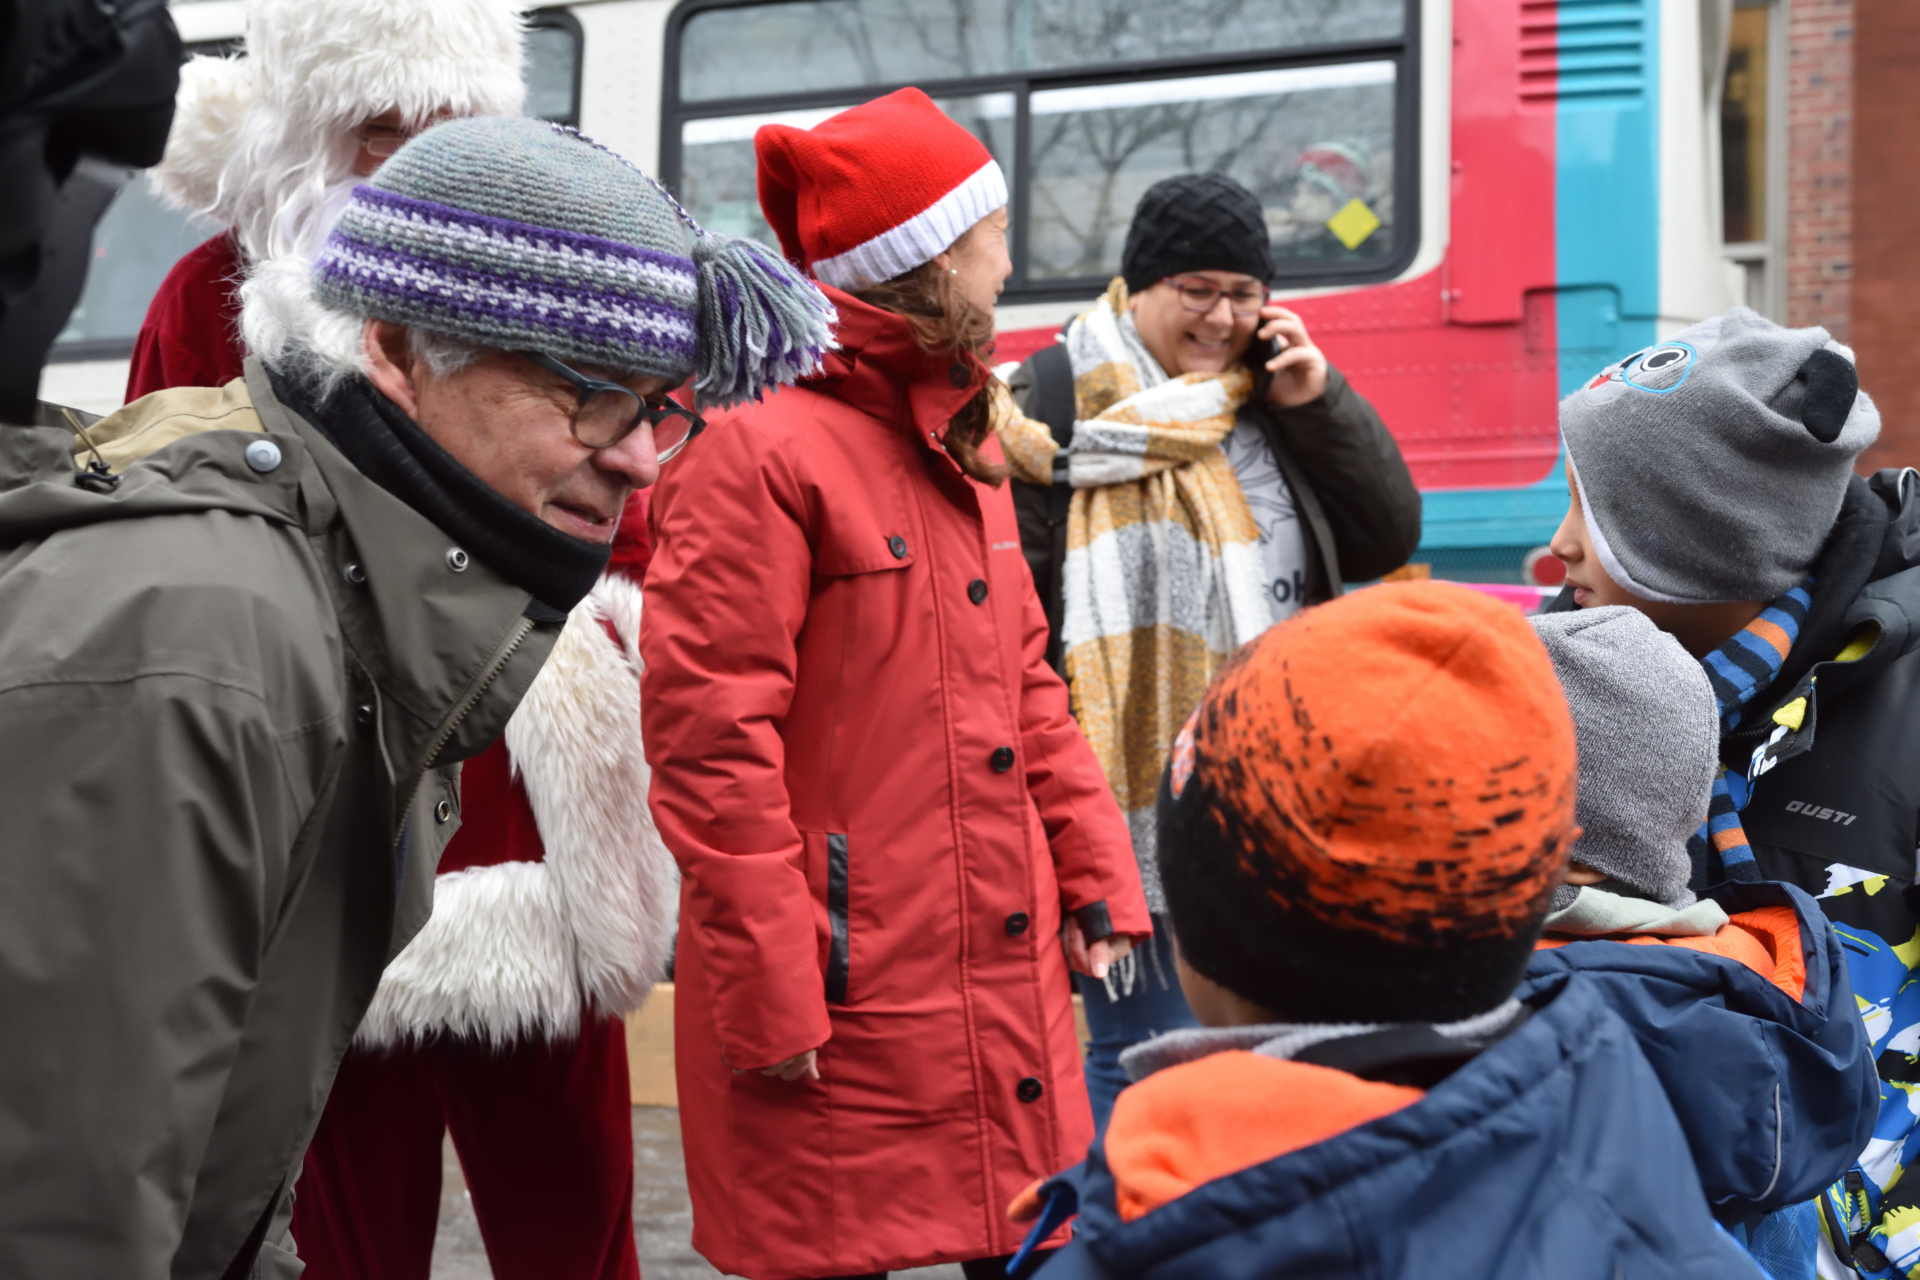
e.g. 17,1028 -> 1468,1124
520,351 -> 707,462
354,122 -> 421,159
1165,276 -> 1271,317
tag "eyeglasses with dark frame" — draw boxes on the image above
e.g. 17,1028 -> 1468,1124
520,350 -> 706,462
1164,275 -> 1271,318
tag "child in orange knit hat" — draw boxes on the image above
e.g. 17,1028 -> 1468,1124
1015,582 -> 1765,1280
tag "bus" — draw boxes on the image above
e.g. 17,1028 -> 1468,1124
56,0 -> 1735,585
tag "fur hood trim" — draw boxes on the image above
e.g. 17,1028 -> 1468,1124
151,0 -> 525,260
355,574 -> 676,1048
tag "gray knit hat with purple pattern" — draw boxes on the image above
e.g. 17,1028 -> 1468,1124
313,115 -> 834,408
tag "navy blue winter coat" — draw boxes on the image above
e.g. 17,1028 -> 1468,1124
1031,976 -> 1762,1280
1521,880 -> 1877,1225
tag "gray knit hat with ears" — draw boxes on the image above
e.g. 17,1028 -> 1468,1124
1530,607 -> 1718,909
1559,306 -> 1880,604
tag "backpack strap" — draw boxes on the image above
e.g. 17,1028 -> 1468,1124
1028,342 -> 1076,449
1026,342 -> 1076,674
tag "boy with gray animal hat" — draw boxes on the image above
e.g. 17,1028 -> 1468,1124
1526,605 -> 1877,1275
1543,305 -> 1906,1274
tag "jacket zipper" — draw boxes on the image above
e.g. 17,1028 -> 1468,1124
389,616 -> 536,849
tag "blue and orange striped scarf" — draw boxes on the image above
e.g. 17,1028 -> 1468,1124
1693,581 -> 1814,881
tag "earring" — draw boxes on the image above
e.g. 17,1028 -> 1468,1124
950,269 -> 959,275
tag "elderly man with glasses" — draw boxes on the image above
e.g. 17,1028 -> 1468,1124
999,170 -> 1422,1134
0,115 -> 831,1279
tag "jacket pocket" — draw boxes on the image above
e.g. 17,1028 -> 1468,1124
825,833 -> 850,1004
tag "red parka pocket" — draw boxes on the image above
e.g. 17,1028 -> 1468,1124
799,829 -> 852,1005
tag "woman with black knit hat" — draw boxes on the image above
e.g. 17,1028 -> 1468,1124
639,88 -> 1150,1280
997,172 -> 1422,1133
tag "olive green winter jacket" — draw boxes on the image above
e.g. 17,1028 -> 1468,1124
0,362 -> 560,1278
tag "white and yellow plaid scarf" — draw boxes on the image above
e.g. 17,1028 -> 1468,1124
996,279 -> 1269,905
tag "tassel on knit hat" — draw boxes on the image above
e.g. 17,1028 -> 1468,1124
1158,581 -> 1579,1024
311,115 -> 835,408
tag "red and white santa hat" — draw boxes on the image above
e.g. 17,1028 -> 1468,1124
755,88 -> 1008,292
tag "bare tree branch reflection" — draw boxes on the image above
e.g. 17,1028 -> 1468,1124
677,0 -> 1401,100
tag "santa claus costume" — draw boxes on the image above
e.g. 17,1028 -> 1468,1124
133,4 -> 677,1277
131,0 -> 524,399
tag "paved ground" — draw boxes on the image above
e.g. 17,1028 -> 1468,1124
429,1107 -> 965,1280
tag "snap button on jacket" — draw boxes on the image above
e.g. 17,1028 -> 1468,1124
641,289 -> 1149,1280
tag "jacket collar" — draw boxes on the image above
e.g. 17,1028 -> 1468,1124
804,284 -> 992,454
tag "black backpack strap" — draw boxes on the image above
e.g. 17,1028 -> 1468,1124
1025,343 -> 1076,674
1028,341 -> 1076,449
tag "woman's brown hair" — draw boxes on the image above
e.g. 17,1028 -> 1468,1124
854,249 -> 1009,487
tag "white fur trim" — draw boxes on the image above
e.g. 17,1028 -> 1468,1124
354,575 -> 676,1048
511,573 -> 677,1022
155,0 -> 526,264
149,56 -> 261,216
355,860 -> 580,1046
810,160 -> 1008,291
239,253 -> 369,390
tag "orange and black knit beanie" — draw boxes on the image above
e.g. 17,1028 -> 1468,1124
1158,581 -> 1579,1024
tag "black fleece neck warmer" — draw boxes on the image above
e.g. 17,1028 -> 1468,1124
271,367 -> 609,614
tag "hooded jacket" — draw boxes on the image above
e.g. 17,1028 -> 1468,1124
640,287 -> 1151,1279
1028,976 -> 1763,1280
0,366 -> 559,1279
1548,468 -> 1920,1274
1525,881 -> 1879,1225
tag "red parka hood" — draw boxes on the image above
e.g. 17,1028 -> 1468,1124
805,284 -> 994,449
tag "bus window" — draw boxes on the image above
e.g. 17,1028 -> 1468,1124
676,0 -> 1404,101
527,10 -> 584,127
1026,63 -> 1395,282
664,0 -> 1416,298
55,176 -> 219,358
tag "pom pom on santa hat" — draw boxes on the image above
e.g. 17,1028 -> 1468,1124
754,88 -> 1007,291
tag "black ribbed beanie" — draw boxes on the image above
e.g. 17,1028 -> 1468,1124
1120,172 -> 1275,293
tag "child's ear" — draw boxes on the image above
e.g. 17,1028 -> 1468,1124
1800,348 -> 1858,444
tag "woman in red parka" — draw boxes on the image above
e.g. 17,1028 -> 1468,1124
639,88 -> 1151,1280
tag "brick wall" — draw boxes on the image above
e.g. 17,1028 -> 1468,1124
1786,0 -> 1852,337
1851,0 -> 1920,472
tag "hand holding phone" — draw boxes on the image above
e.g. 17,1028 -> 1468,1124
1257,305 -> 1330,408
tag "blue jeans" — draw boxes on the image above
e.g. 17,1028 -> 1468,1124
1073,919 -> 1199,1137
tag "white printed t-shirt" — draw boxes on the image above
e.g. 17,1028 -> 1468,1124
1222,415 -> 1309,626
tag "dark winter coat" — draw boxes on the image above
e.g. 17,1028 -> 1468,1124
1008,350 -> 1421,668
1523,881 -> 1879,1226
1547,468 -> 1920,1272
640,288 -> 1151,1280
0,368 -> 560,1278
1029,976 -> 1764,1280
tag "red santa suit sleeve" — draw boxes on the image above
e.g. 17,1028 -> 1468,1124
125,231 -> 248,401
